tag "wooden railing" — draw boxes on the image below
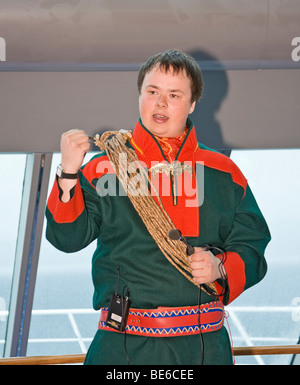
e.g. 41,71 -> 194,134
0,345 -> 299,365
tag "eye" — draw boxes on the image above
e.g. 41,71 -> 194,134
148,90 -> 157,95
170,93 -> 179,99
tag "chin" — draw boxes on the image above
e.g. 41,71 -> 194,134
147,125 -> 167,137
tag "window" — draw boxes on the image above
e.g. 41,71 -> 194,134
0,154 -> 27,357
27,153 -> 99,357
228,149 -> 300,364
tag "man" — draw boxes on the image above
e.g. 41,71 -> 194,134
46,50 -> 271,365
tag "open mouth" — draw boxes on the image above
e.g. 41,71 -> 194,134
153,114 -> 169,123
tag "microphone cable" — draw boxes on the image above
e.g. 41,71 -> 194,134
122,285 -> 131,365
197,284 -> 204,365
168,229 -> 229,364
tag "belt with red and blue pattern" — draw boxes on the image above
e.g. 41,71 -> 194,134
98,301 -> 224,337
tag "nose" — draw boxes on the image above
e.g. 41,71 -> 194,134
156,95 -> 167,108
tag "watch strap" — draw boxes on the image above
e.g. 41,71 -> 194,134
56,164 -> 78,179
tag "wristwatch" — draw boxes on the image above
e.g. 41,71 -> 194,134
56,164 -> 78,179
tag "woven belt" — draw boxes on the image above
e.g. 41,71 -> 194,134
98,301 -> 224,337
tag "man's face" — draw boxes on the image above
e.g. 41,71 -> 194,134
138,65 -> 196,138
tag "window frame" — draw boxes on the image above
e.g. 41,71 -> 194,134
3,153 -> 52,357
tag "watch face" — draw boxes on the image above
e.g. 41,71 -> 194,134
56,164 -> 78,179
56,165 -> 63,178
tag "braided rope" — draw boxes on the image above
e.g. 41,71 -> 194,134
94,130 -> 216,294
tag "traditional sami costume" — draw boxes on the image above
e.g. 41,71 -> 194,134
46,118 -> 271,365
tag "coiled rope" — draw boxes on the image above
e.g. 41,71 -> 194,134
93,130 -> 216,294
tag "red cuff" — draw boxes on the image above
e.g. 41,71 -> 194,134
214,251 -> 246,305
47,178 -> 85,223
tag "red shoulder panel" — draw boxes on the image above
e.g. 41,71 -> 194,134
195,148 -> 247,194
81,155 -> 115,188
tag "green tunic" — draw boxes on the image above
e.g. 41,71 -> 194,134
46,118 -> 271,365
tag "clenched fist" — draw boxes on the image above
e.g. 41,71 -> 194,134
58,129 -> 90,202
60,129 -> 90,173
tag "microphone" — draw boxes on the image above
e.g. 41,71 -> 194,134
169,229 -> 195,256
169,229 -> 216,297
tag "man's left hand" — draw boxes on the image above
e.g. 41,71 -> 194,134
189,247 -> 225,284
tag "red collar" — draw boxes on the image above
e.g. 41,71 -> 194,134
130,118 -> 198,164
129,118 -> 200,237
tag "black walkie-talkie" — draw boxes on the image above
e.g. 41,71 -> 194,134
106,267 -> 131,332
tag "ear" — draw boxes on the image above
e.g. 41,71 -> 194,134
189,101 -> 196,115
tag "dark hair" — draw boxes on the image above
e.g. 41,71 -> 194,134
137,49 -> 203,103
